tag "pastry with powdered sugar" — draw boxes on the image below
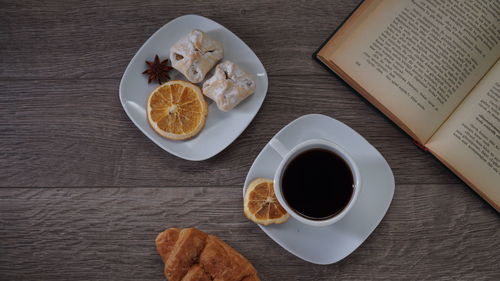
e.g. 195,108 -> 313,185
202,60 -> 256,111
170,29 -> 223,83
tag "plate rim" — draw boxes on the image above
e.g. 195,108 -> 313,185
119,14 -> 268,161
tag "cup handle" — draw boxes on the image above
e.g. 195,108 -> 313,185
269,138 -> 290,158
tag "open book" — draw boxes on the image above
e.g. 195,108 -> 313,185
315,0 -> 500,211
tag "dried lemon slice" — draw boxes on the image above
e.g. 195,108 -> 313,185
244,178 -> 289,225
147,80 -> 208,140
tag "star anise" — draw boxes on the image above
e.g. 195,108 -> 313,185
142,55 -> 173,84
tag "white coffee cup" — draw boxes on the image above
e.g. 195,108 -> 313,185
270,138 -> 361,227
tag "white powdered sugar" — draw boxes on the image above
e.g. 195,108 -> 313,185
203,60 -> 256,111
169,29 -> 223,83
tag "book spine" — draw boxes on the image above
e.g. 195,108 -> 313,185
413,140 -> 429,152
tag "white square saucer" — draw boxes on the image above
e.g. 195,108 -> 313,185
119,15 -> 268,160
243,114 -> 395,264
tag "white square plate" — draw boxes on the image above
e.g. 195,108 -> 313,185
119,15 -> 268,161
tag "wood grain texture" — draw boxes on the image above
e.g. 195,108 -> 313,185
1,0 -> 499,280
0,77 -> 459,187
0,0 -> 357,79
0,187 -> 499,281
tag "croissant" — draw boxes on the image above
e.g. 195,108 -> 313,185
170,29 -> 223,83
156,228 -> 261,281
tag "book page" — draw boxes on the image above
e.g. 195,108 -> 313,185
427,60 -> 500,210
321,0 -> 500,142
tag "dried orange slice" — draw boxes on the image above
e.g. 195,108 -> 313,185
244,178 -> 289,225
147,80 -> 208,140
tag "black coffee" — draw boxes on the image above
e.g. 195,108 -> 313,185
282,149 -> 354,220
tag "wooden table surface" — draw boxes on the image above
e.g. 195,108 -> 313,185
1,0 -> 499,280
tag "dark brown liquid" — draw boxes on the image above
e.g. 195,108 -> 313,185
282,149 -> 354,220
